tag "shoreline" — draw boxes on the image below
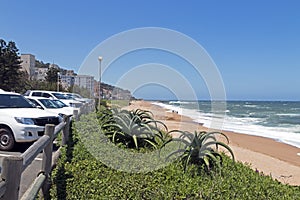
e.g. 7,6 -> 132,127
124,100 -> 300,186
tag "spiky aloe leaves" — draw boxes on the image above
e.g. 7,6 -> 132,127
164,131 -> 235,172
98,108 -> 169,149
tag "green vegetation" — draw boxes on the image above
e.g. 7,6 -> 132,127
98,108 -> 169,149
0,39 -> 25,92
50,109 -> 300,199
163,131 -> 235,173
0,38 -> 68,93
0,38 -> 83,93
71,85 -> 92,98
108,99 -> 131,108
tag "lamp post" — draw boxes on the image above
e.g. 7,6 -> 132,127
57,72 -> 60,92
98,56 -> 103,109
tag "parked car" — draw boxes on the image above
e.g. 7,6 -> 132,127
51,99 -> 81,115
24,90 -> 83,108
63,92 -> 93,103
25,96 -> 73,118
0,90 -> 62,151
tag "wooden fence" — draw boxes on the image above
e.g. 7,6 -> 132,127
0,101 -> 94,200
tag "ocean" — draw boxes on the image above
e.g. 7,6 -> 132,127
152,101 -> 300,149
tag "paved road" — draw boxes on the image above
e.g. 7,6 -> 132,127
0,143 -> 58,198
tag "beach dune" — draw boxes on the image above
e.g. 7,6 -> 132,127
124,100 -> 300,186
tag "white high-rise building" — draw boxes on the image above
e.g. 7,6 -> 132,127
60,75 -> 75,89
35,67 -> 48,80
74,75 -> 94,96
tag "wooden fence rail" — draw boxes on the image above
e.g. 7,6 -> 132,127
0,101 -> 94,200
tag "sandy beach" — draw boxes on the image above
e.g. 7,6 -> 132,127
124,100 -> 300,186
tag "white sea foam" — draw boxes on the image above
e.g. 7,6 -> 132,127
276,113 -> 300,117
169,101 -> 191,104
243,105 -> 258,108
152,102 -> 182,114
152,101 -> 300,149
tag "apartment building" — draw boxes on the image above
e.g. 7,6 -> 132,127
35,67 -> 48,80
74,75 -> 94,96
20,54 -> 35,79
59,74 -> 75,89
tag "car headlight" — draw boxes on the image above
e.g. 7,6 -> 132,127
15,117 -> 35,125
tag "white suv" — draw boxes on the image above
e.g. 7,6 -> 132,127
25,96 -> 74,117
0,90 -> 61,151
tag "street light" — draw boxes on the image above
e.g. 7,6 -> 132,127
98,56 -> 103,109
57,72 -> 60,92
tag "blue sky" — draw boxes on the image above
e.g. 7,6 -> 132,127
1,0 -> 300,100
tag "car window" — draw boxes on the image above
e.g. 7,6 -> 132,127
52,92 -> 68,99
39,99 -> 59,108
0,94 -> 35,108
53,100 -> 67,108
64,94 -> 74,99
42,93 -> 52,98
73,94 -> 83,98
32,92 -> 42,97
27,98 -> 41,107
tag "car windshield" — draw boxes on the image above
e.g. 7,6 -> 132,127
73,94 -> 83,98
52,99 -> 68,108
52,92 -> 68,99
67,93 -> 83,99
39,99 -> 61,109
27,98 -> 42,107
0,94 -> 35,108
64,94 -> 75,100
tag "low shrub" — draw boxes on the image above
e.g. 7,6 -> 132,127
50,113 -> 300,199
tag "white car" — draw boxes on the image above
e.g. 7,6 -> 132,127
0,90 -> 62,150
63,92 -> 93,103
24,90 -> 83,108
51,99 -> 81,116
25,96 -> 74,118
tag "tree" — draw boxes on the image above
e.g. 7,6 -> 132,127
35,60 -> 49,69
44,67 -> 67,91
45,67 -> 60,83
0,39 -> 25,92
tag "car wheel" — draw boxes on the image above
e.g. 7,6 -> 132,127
0,128 -> 15,151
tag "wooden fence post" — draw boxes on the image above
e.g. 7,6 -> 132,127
62,116 -> 70,145
90,102 -> 94,112
81,104 -> 85,115
1,156 -> 23,200
40,124 -> 55,200
73,109 -> 79,121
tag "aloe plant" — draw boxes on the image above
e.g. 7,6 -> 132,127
164,131 -> 235,172
98,108 -> 170,149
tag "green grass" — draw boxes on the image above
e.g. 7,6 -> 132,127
107,99 -> 131,108
50,113 -> 300,200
